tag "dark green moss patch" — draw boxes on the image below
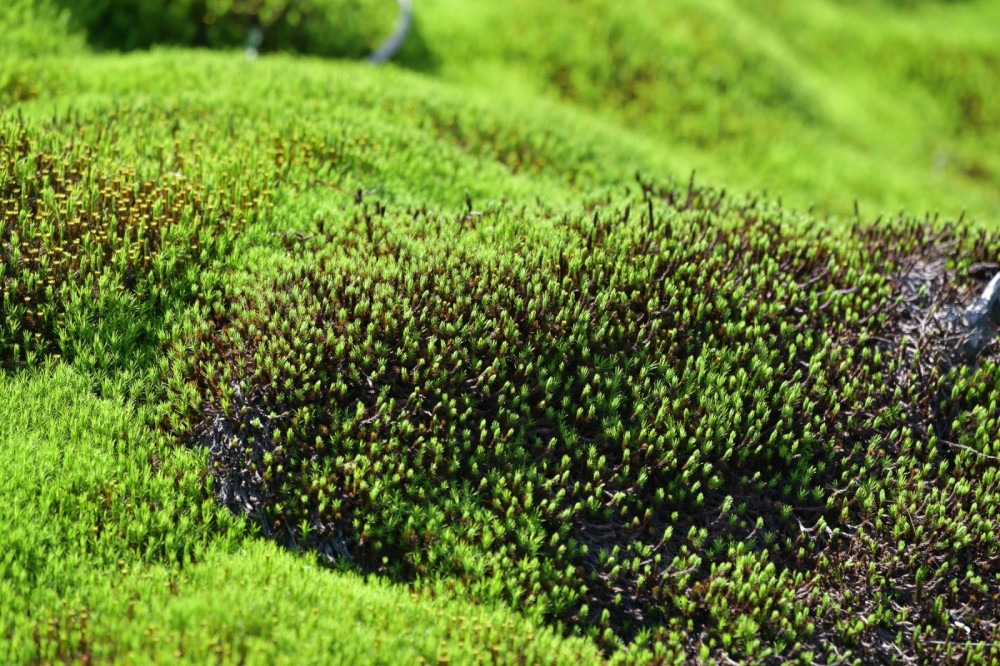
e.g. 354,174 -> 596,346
51,0 -> 397,58
165,179 -> 1000,662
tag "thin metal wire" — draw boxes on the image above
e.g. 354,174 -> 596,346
368,0 -> 413,64
243,1 -> 413,64
951,271 -> 1000,361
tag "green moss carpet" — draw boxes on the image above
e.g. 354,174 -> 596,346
2,1 -> 1000,663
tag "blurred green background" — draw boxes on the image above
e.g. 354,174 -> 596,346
4,0 -> 999,222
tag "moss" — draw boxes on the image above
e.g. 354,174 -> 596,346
49,0 -> 397,58
2,1 -> 1000,663
0,366 -> 596,665
165,180 -> 1000,661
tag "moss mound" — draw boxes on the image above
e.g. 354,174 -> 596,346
0,366 -> 600,665
414,0 -> 1000,218
165,179 -> 1000,662
3,0 -> 1000,663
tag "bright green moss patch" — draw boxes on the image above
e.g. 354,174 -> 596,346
0,364 -> 244,656
0,366 -> 601,664
414,0 -> 1000,218
23,543 -> 603,665
0,1 -> 83,103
